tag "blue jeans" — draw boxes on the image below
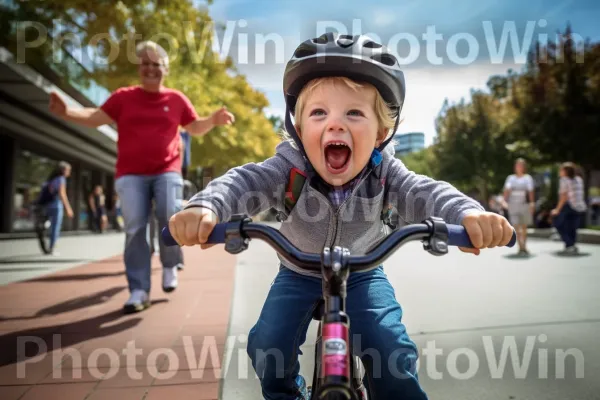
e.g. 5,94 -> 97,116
553,203 -> 581,247
115,172 -> 184,293
247,266 -> 428,400
46,205 -> 63,250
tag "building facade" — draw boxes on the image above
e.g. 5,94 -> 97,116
0,46 -> 117,237
393,132 -> 425,157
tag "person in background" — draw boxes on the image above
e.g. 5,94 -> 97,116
503,158 -> 535,255
113,193 -> 124,231
574,167 -> 587,229
48,40 -> 234,313
89,185 -> 108,233
590,193 -> 600,226
39,161 -> 74,255
551,162 -> 587,254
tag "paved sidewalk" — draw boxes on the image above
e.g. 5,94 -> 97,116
0,233 -> 126,285
0,245 -> 236,400
222,235 -> 600,400
528,227 -> 600,244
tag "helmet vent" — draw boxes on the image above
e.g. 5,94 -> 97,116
312,34 -> 330,44
337,37 -> 354,48
371,53 -> 397,66
364,41 -> 382,49
335,34 -> 353,48
294,44 -> 317,58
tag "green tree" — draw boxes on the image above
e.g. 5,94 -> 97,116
268,115 -> 285,135
395,24 -> 600,207
1,0 -> 280,175
432,90 -> 517,202
509,24 -> 600,197
399,146 -> 437,178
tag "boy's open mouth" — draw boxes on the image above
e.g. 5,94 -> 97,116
324,141 -> 352,174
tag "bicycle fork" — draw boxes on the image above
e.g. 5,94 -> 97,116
314,246 -> 355,399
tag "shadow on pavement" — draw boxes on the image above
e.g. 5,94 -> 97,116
26,271 -> 125,282
502,253 -> 537,260
0,267 -> 54,273
0,287 -> 127,321
551,251 -> 592,258
0,258 -> 92,264
0,299 -> 168,367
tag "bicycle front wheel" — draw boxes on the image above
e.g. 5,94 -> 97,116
34,207 -> 52,254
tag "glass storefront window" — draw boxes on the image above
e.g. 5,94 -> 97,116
12,149 -> 58,231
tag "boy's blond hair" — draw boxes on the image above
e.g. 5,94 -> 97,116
282,77 -> 398,143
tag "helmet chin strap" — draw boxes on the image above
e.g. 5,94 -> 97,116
377,113 -> 401,152
369,113 -> 400,169
284,105 -> 315,173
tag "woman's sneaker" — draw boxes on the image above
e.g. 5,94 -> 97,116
564,245 -> 579,254
123,289 -> 150,314
162,267 -> 178,292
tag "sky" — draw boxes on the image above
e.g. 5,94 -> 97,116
203,0 -> 600,146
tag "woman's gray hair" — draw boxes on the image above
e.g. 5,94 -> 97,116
58,161 -> 71,172
136,40 -> 169,68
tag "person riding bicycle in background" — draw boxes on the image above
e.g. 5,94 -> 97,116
48,40 -> 235,313
37,161 -> 74,255
168,33 -> 514,399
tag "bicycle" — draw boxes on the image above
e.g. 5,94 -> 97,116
33,205 -> 52,255
162,215 -> 516,399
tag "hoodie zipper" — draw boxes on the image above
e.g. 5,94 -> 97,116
329,169 -> 374,249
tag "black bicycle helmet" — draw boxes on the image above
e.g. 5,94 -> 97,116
282,32 -> 406,161
284,32 -> 406,115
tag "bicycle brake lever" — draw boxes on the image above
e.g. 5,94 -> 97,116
223,214 -> 252,254
422,217 -> 449,256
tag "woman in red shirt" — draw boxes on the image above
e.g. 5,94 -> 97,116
49,41 -> 234,313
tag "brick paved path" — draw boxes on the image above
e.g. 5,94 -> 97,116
0,246 -> 236,400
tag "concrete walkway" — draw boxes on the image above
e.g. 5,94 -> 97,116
1,229 -> 599,400
222,232 -> 600,400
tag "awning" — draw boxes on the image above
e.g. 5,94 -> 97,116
0,47 -> 117,173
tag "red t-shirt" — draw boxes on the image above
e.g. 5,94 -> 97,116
101,86 -> 199,177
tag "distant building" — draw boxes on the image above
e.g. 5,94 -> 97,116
0,44 -> 117,236
393,132 -> 425,157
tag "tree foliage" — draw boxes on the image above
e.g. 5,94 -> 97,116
509,25 -> 600,176
1,0 -> 280,175
417,24 -> 600,203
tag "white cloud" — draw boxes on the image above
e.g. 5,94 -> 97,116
264,106 -> 286,118
400,63 -> 519,145
373,9 -> 396,28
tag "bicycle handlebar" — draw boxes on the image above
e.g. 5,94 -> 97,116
161,216 -> 516,272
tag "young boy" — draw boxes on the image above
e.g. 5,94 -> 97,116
169,33 -> 514,399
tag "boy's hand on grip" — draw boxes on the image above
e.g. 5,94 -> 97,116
168,207 -> 219,248
460,212 -> 514,255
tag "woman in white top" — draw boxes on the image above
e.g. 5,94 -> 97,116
551,162 -> 587,253
503,158 -> 535,255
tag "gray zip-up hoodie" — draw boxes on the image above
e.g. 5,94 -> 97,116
186,140 -> 485,277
